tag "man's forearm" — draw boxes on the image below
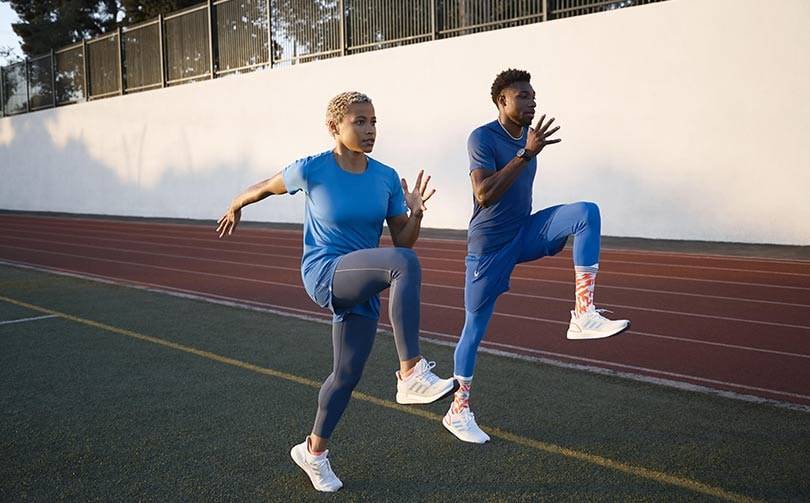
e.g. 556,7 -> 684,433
475,156 -> 530,207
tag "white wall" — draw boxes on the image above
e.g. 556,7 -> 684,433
2,0 -> 809,244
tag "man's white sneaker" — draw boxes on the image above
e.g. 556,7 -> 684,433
395,358 -> 455,404
290,439 -> 343,492
566,308 -> 630,340
443,407 -> 490,444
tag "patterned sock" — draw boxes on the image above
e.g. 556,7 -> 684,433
574,264 -> 599,316
451,376 -> 472,414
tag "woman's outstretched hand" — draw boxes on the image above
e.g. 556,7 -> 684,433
216,206 -> 241,238
401,170 -> 436,218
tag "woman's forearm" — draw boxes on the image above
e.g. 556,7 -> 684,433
230,182 -> 270,210
230,174 -> 287,210
394,212 -> 423,248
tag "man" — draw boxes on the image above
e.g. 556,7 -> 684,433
444,69 -> 630,443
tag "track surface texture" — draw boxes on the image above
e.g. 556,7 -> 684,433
1,212 -> 809,411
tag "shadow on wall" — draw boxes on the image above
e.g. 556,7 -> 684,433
0,110 -> 798,245
0,111 -> 300,224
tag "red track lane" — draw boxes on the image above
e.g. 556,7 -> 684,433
1,214 -> 809,407
3,219 -> 809,304
7,214 -> 810,273
3,224 -> 809,314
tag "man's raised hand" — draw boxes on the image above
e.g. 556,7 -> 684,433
525,114 -> 561,156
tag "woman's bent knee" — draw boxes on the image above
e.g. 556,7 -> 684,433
390,247 -> 421,275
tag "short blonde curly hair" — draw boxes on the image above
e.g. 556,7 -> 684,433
326,91 -> 372,133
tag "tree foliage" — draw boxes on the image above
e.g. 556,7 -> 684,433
5,0 -> 120,57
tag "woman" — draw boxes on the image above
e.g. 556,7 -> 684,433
216,91 -> 454,492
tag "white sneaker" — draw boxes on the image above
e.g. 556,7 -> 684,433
290,438 -> 343,492
443,406 -> 490,444
395,358 -> 455,404
566,308 -> 630,340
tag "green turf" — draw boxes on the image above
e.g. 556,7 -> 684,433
1,264 -> 809,502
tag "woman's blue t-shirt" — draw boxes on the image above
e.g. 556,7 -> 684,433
283,150 -> 408,320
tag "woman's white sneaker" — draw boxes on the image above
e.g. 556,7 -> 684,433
443,407 -> 490,443
566,308 -> 630,340
395,358 -> 455,404
290,439 -> 343,492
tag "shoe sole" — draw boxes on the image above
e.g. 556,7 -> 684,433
566,321 -> 631,340
290,446 -> 342,493
442,415 -> 490,444
395,379 -> 457,405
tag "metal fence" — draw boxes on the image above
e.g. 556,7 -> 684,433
440,0 -> 543,38
0,0 -> 666,117
123,19 -> 163,93
55,43 -> 85,105
86,32 -> 121,99
346,0 -> 433,54
272,0 -> 341,65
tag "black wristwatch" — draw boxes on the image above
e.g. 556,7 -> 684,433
516,148 -> 533,161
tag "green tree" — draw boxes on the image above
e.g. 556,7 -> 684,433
3,0 -> 121,57
120,0 -> 201,25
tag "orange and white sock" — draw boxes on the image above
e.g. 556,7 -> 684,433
451,376 -> 472,414
574,264 -> 599,316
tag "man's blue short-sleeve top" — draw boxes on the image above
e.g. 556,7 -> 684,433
466,120 -> 537,255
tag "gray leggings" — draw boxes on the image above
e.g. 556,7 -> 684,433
312,247 -> 422,438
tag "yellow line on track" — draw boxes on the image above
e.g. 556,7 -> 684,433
0,294 -> 762,503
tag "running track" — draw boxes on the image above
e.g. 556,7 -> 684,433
1,213 -> 809,409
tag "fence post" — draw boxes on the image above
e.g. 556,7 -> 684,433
430,0 -> 438,40
338,0 -> 346,56
0,66 -> 5,117
208,0 -> 216,78
117,26 -> 124,94
51,49 -> 57,107
158,14 -> 166,88
266,0 -> 273,67
542,0 -> 549,22
82,39 -> 90,101
24,58 -> 30,112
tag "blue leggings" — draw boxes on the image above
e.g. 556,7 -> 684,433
312,247 -> 422,438
454,202 -> 601,378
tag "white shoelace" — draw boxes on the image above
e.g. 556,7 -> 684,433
581,308 -> 613,322
451,408 -> 478,430
417,361 -> 440,385
311,456 -> 337,481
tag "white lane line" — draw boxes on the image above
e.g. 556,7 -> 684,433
0,314 -> 58,326
4,238 -> 810,331
2,220 -> 809,277
3,257 -> 807,414
1,250 -> 809,362
404,300 -> 810,358
4,235 -> 810,320
414,329 -> 810,413
5,214 -> 810,266
420,286 -> 810,331
7,229 -> 808,308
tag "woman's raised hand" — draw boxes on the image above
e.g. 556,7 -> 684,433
401,170 -> 436,218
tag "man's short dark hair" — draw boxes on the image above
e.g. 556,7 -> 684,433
491,69 -> 531,105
